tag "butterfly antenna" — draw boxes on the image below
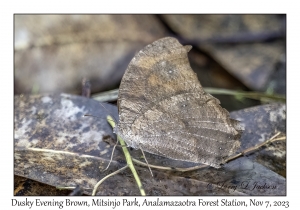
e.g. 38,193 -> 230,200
83,114 -> 102,119
84,102 -> 118,125
98,102 -> 118,125
83,103 -> 118,133
140,147 -> 153,177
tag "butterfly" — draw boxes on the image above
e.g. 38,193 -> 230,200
115,37 -> 243,168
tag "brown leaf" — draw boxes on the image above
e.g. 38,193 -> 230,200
14,15 -> 168,94
162,14 -> 286,91
231,103 -> 286,177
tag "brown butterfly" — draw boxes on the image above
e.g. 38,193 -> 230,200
116,37 -> 243,168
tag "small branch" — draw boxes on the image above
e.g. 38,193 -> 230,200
225,132 -> 286,163
203,87 -> 286,103
81,78 -> 91,98
132,132 -> 286,172
92,88 -> 286,103
132,158 -> 209,172
56,186 -> 76,190
92,89 -> 119,102
92,165 -> 128,196
107,115 -> 146,196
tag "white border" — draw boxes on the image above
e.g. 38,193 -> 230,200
3,0 -> 297,209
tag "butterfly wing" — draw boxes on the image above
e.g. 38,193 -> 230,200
117,37 -> 243,168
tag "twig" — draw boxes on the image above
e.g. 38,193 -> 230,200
107,115 -> 146,196
131,132 -> 286,172
56,186 -> 76,190
132,158 -> 209,172
92,89 -> 119,102
92,165 -> 128,196
92,88 -> 286,103
203,87 -> 286,103
225,132 -> 286,163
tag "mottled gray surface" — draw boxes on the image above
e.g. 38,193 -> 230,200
14,94 -> 285,195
